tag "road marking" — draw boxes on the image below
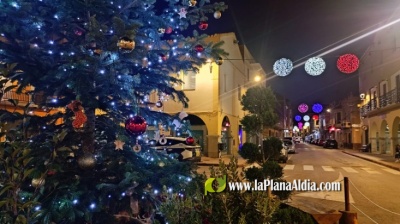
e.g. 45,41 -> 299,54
296,172 -> 355,203
361,168 -> 380,174
322,166 -> 335,172
283,165 -> 295,170
382,168 -> 400,175
342,167 -> 358,173
303,165 -> 314,171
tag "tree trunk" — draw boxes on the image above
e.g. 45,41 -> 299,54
82,107 -> 95,153
260,117 -> 265,163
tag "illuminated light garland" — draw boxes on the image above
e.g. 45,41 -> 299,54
337,54 -> 359,74
298,122 -> 303,129
298,103 -> 308,113
304,57 -> 326,76
294,115 -> 302,122
273,58 -> 293,76
303,115 -> 310,121
312,103 -> 323,113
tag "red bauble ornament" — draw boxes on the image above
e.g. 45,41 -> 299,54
186,136 -> 195,145
194,44 -> 204,53
159,54 -> 167,61
337,54 -> 359,74
125,116 -> 147,136
47,170 -> 56,176
198,21 -> 208,30
312,115 -> 319,120
165,27 -> 173,34
74,29 -> 83,36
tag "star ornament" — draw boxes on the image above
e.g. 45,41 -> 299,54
178,8 -> 187,18
114,140 -> 125,150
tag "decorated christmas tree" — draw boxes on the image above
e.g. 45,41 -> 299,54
0,0 -> 227,223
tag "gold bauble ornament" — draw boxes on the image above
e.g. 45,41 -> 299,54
32,178 -> 45,188
77,153 -> 96,170
117,37 -> 135,53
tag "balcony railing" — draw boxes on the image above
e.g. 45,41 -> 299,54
1,90 -> 31,103
360,88 -> 400,116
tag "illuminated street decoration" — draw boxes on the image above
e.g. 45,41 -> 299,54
312,115 -> 319,120
337,54 -> 359,74
298,103 -> 308,113
295,115 -> 302,122
273,58 -> 293,76
312,103 -> 323,113
303,115 -> 310,121
305,57 -> 326,76
298,122 -> 303,130
304,122 -> 310,127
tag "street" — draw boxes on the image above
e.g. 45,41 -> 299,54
197,142 -> 400,224
282,142 -> 400,224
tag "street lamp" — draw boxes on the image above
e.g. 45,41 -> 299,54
254,75 -> 261,82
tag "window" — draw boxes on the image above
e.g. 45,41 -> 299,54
182,70 -> 196,90
336,112 -> 341,124
380,80 -> 388,96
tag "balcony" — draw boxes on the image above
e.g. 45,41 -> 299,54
1,90 -> 31,106
360,88 -> 400,117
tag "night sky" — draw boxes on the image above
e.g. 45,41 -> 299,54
206,0 -> 400,110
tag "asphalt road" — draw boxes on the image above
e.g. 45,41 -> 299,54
284,142 -> 400,224
197,143 -> 400,224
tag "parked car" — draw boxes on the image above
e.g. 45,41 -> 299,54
293,136 -> 301,143
283,139 -> 296,154
149,137 -> 202,162
323,139 -> 338,149
360,143 -> 371,152
317,139 -> 326,146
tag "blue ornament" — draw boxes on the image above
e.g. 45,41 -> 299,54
312,103 -> 323,113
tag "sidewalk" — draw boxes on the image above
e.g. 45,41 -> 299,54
198,149 -> 400,171
197,154 -> 247,167
342,149 -> 400,171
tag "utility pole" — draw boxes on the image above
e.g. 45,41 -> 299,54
339,177 -> 358,224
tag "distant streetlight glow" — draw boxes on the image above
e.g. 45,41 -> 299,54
254,75 -> 261,82
327,108 -> 331,113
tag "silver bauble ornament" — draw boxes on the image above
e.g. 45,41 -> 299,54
214,11 -> 222,19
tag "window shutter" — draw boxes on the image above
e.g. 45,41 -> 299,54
182,71 -> 196,90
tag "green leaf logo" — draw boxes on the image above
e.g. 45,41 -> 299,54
204,175 -> 226,195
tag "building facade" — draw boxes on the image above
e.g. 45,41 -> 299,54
160,32 -> 266,158
358,10 -> 400,155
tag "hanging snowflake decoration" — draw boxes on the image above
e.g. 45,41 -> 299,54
294,115 -> 302,122
305,57 -> 326,76
312,103 -> 323,113
303,115 -> 310,122
298,103 -> 308,113
337,54 -> 359,74
273,58 -> 293,77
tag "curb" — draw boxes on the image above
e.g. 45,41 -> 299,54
196,162 -> 246,167
342,150 -> 400,171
